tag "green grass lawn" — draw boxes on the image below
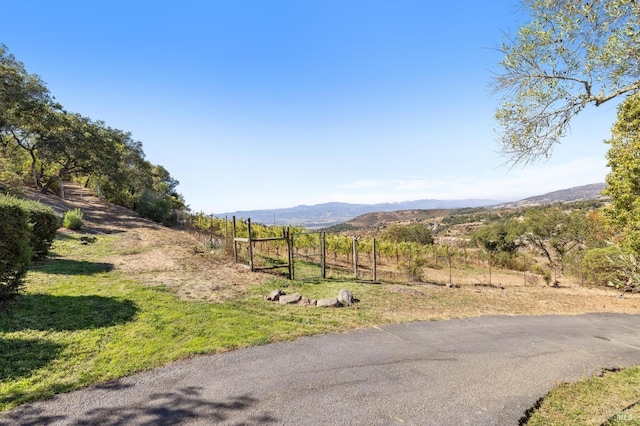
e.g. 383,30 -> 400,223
525,367 -> 640,425
1,232 -> 639,421
0,233 -> 383,411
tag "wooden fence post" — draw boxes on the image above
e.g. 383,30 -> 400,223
373,238 -> 377,282
488,249 -> 492,285
321,232 -> 326,279
447,245 -> 452,285
353,236 -> 358,279
287,227 -> 294,280
247,219 -> 254,271
232,216 -> 238,263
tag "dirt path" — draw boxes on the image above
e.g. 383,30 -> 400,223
23,185 -> 269,302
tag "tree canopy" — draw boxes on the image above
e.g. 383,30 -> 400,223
604,93 -> 640,251
0,43 -> 186,225
493,0 -> 640,165
381,223 -> 434,245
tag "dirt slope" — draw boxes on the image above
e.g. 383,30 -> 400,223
22,185 -> 269,302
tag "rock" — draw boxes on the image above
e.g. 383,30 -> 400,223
279,293 -> 302,304
80,235 -> 97,244
310,299 -> 317,306
316,297 -> 342,308
266,289 -> 285,301
298,296 -> 311,306
337,288 -> 354,306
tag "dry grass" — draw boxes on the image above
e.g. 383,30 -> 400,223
26,184 -> 640,318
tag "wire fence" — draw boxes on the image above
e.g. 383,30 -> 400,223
179,215 -> 549,286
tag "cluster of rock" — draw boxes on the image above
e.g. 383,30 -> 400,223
79,235 -> 97,245
266,288 -> 355,308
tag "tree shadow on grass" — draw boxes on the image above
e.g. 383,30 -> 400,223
0,387 -> 279,426
30,259 -> 113,275
0,294 -> 138,332
0,338 -> 64,382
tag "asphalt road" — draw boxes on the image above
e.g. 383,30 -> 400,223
2,313 -> 640,425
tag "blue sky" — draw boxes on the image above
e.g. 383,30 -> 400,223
1,1 -> 618,213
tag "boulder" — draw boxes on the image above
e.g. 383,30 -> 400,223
316,297 -> 342,308
266,289 -> 285,301
279,292 -> 302,304
337,288 -> 354,306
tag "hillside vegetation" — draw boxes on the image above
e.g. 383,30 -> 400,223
1,186 -> 639,413
0,44 -> 185,227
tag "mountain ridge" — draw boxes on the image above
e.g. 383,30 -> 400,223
494,182 -> 607,208
213,199 -> 499,228
212,183 -> 607,228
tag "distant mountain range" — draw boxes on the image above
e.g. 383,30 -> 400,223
214,199 -> 499,228
214,183 -> 606,228
495,182 -> 607,208
213,183 -> 607,228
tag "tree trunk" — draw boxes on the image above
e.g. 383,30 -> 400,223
41,175 -> 59,195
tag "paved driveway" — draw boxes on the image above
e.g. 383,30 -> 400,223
2,313 -> 640,425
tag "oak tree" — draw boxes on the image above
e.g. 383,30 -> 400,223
493,0 -> 640,164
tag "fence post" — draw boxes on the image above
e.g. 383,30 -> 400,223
321,232 -> 326,279
488,249 -> 492,285
373,238 -> 377,282
447,245 -> 452,285
209,214 -> 214,248
434,244 -> 438,267
287,227 -> 294,280
464,246 -> 467,267
353,236 -> 358,279
225,216 -> 230,256
232,216 -> 238,263
247,219 -> 254,271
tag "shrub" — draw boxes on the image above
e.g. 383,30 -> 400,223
0,195 -> 32,301
582,246 -> 625,287
399,256 -> 427,281
18,199 -> 59,259
382,223 -> 434,245
135,190 -> 175,226
492,251 -> 528,272
63,208 -> 84,230
604,249 -> 640,292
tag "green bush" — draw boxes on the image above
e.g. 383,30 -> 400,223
0,195 -> 32,301
382,223 -> 434,245
603,249 -> 640,292
492,251 -> 528,272
400,256 -> 427,281
18,199 -> 59,259
582,246 -> 625,287
135,189 -> 175,226
63,208 -> 84,230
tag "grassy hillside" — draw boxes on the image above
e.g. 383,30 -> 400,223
0,187 -> 637,421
